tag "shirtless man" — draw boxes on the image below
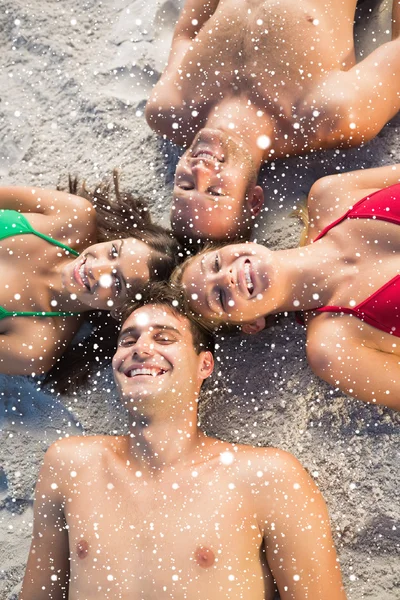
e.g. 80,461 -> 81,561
146,0 -> 400,241
20,283 -> 346,600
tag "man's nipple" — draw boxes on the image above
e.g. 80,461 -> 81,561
194,546 -> 215,568
76,539 -> 89,559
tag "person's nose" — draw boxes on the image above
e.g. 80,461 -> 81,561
213,265 -> 235,289
223,265 -> 235,288
191,163 -> 217,192
115,333 -> 154,374
89,260 -> 114,288
130,334 -> 154,359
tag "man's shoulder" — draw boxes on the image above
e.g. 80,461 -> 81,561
228,445 -> 320,513
44,434 -> 126,468
206,438 -> 305,479
235,444 -> 303,472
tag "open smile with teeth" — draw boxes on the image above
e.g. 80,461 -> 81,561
79,261 -> 90,291
125,367 -> 168,378
244,260 -> 254,295
75,257 -> 90,291
192,151 -> 223,162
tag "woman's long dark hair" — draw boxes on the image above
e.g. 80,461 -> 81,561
43,171 -> 182,394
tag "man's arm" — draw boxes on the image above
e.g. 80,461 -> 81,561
145,0 -> 220,138
309,12 -> 400,151
341,30 -> 400,144
163,0 -> 220,76
258,450 -> 347,600
19,443 -> 70,600
306,316 -> 400,410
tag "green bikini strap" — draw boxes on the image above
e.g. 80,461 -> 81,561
33,231 -> 80,256
0,306 -> 80,319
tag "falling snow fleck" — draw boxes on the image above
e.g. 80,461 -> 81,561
220,451 -> 234,465
256,135 -> 271,149
99,274 -> 113,288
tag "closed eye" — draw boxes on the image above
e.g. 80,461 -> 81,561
154,334 -> 176,344
213,253 -> 220,272
217,287 -> 225,313
112,269 -> 123,296
208,188 -> 224,197
118,336 -> 136,347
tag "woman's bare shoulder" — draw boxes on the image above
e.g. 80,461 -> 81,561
305,173 -> 380,241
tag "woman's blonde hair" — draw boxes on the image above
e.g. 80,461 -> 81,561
290,203 -> 310,247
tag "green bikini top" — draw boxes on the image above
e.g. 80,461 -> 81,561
0,209 -> 81,320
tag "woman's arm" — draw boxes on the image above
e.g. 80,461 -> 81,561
313,163 -> 400,195
0,186 -> 94,219
307,317 -> 400,410
0,319 -> 80,375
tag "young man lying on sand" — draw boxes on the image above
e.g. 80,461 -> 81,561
146,0 -> 400,242
20,283 -> 347,599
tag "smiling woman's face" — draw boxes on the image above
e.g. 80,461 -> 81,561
181,243 -> 273,324
61,238 -> 152,310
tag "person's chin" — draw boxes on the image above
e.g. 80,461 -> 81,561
81,293 -> 108,311
119,376 -> 167,398
120,389 -> 162,410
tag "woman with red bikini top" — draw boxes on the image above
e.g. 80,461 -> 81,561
173,163 -> 400,410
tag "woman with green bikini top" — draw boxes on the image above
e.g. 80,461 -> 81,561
0,210 -> 81,321
0,173 -> 180,379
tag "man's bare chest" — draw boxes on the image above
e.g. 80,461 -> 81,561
177,0 -> 349,107
65,473 -> 274,599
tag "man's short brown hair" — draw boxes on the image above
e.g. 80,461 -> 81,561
117,281 -> 215,354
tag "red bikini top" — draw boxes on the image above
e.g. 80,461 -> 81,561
313,184 -> 400,338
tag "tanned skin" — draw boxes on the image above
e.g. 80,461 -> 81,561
180,164 -> 400,409
146,0 -> 400,240
20,303 -> 347,600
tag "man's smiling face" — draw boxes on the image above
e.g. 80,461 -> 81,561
112,304 -> 212,409
171,129 -> 263,241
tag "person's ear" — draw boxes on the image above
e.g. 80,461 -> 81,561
199,351 -> 214,380
248,186 -> 264,216
241,317 -> 266,335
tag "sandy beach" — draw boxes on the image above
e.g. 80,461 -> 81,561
0,0 -> 399,598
